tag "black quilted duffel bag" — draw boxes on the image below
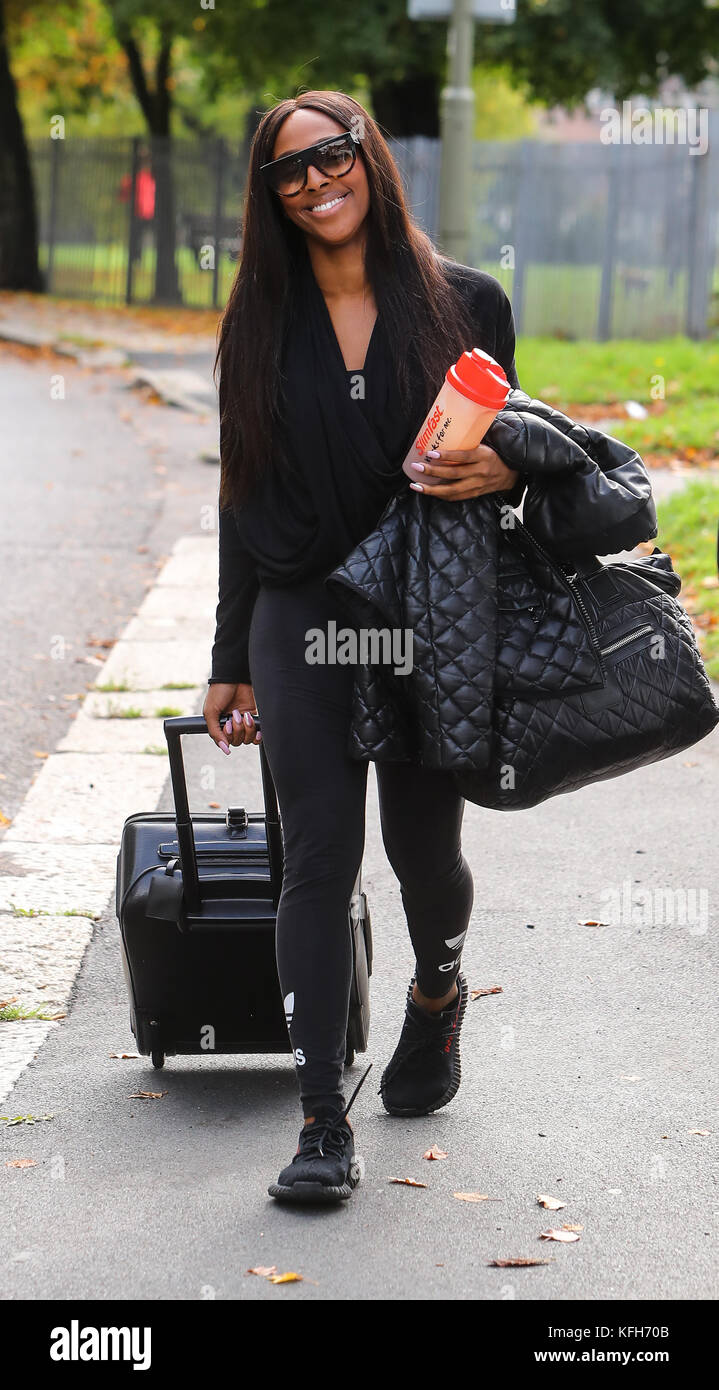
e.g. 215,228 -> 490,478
453,500 -> 719,811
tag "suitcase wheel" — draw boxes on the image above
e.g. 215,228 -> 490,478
151,1049 -> 165,1070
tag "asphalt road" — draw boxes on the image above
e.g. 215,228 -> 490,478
1,342 -> 717,1303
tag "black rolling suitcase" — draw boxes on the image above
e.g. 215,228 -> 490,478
115,715 -> 372,1070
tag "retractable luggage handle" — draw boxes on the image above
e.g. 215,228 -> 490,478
163,715 -> 283,914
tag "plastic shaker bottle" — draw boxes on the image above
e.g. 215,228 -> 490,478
401,348 -> 511,481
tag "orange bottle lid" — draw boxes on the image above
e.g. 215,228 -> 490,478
446,350 -> 510,409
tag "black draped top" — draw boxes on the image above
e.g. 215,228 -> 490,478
209,256 -> 522,687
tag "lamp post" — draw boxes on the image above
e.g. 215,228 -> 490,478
408,0 -> 516,262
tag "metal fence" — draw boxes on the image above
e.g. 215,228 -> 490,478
29,118 -> 719,338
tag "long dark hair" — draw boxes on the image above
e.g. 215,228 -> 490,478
215,90 -> 479,512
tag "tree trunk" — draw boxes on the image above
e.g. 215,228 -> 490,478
149,135 -> 180,304
0,0 -> 43,291
370,74 -> 442,138
119,27 -> 180,304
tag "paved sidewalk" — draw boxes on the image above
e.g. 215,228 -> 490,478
1,297 -> 717,1300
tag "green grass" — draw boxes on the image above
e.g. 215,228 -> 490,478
142,745 -> 169,756
655,478 -> 719,679
516,336 -> 719,406
0,1004 -> 62,1021
111,707 -> 143,720
516,336 -> 719,458
617,400 -> 719,457
8,904 -> 99,919
95,680 -> 130,692
160,681 -> 196,690
40,242 -> 235,310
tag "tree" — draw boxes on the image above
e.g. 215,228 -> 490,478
481,0 -> 719,108
0,0 -> 47,289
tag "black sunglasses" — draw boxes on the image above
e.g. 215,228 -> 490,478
260,130 -> 360,198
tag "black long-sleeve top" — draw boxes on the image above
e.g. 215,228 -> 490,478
209,263 -> 523,688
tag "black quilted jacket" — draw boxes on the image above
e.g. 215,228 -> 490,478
324,389 -> 658,770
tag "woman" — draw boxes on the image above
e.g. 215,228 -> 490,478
203,90 -> 523,1205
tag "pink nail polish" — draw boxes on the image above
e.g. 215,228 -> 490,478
426,449 -> 440,459
412,461 -> 425,471
256,732 -> 262,742
219,741 -> 230,754
244,711 -> 253,726
409,482 -> 424,491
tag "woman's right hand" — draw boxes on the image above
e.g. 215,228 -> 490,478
203,682 -> 261,754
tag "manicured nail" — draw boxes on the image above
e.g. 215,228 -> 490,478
224,718 -> 233,732
243,711 -> 253,726
256,732 -> 262,742
409,482 -> 424,491
219,741 -> 230,755
426,449 -> 440,459
411,461 -> 425,471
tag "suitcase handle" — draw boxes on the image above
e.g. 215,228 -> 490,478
162,715 -> 283,914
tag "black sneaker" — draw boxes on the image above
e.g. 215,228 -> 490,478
268,1064 -> 372,1205
379,973 -> 468,1117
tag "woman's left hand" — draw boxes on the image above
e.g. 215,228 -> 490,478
408,444 -> 519,500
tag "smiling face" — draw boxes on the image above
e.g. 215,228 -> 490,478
269,110 -> 371,246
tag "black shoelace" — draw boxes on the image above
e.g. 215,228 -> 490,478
295,1063 -> 373,1162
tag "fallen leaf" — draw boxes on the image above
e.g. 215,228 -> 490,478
388,1177 -> 428,1188
109,1052 -> 140,1059
423,1145 -> 448,1161
488,1257 -> 552,1267
0,998 -> 18,1008
0,811 -> 11,827
682,761 -> 699,767
688,1128 -> 711,1136
562,1223 -> 584,1233
128,1090 -> 167,1100
246,1266 -> 278,1278
537,1194 -> 566,1210
539,1228 -> 580,1243
577,918 -> 609,927
33,751 -> 49,759
453,1192 -> 499,1203
208,801 -> 220,809
470,986 -> 503,1000
268,1272 -> 303,1284
0,1114 -> 54,1125
5,1158 -> 37,1169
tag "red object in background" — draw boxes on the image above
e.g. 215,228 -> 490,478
118,168 -> 156,220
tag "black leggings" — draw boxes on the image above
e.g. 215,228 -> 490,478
248,573 -> 474,1112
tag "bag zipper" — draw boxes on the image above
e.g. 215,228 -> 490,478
599,623 -> 653,657
495,501 -> 603,654
494,501 -> 655,672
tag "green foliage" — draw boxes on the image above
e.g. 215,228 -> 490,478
656,479 -> 719,678
516,337 -> 719,406
482,0 -> 719,106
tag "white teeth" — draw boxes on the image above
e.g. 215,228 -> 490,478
308,193 -> 347,214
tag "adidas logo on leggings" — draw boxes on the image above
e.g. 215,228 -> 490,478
439,930 -> 466,972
